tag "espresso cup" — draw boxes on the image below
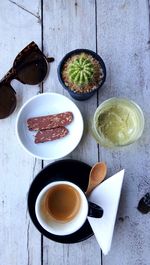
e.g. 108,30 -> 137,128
35,181 -> 103,236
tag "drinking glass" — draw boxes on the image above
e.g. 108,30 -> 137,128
92,98 -> 144,147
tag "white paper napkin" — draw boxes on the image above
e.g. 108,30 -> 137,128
87,169 -> 125,255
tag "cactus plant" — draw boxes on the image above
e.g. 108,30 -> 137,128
61,51 -> 105,94
67,56 -> 94,86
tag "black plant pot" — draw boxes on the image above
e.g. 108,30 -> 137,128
57,49 -> 106,101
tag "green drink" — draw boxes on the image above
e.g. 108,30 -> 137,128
92,98 -> 144,147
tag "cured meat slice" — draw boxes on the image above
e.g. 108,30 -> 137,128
35,127 -> 68,143
27,111 -> 73,131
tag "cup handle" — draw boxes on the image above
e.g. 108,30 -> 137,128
88,201 -> 103,218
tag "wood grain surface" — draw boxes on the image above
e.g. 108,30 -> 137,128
0,1 -> 150,265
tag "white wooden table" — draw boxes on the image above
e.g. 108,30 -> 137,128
0,1 -> 150,264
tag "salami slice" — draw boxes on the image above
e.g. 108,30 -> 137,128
27,111 -> 73,131
35,127 -> 68,143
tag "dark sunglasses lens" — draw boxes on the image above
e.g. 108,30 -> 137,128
14,51 -> 48,85
0,85 -> 16,119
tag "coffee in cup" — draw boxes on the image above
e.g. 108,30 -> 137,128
35,181 -> 103,236
41,184 -> 81,223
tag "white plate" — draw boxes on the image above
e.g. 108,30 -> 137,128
16,93 -> 84,160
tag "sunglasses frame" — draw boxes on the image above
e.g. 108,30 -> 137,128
1,41 -> 54,85
0,41 -> 54,118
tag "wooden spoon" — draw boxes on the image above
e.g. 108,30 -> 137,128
85,162 -> 107,196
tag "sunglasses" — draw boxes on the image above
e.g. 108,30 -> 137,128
0,41 -> 54,119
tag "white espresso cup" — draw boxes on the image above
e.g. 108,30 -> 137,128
35,181 -> 103,236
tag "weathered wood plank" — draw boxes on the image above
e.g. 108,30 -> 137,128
1,1 -> 149,265
97,0 -> 150,264
42,0 -> 101,264
0,1 -> 42,265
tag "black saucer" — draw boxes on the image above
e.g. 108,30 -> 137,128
28,159 -> 94,243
